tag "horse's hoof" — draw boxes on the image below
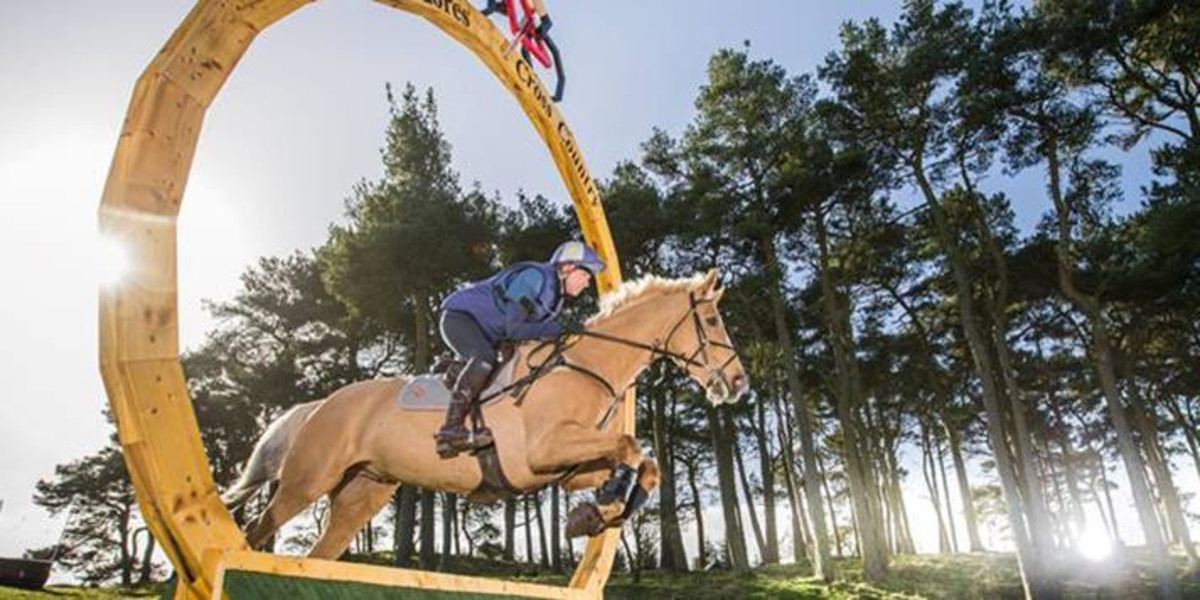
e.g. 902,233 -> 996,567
566,503 -> 606,538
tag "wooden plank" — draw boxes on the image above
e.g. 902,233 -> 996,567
209,551 -> 596,600
99,1 -> 626,598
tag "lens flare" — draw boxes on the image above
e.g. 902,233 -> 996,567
1076,525 -> 1113,562
97,233 -> 131,287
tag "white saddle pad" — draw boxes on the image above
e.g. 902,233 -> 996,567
397,358 -> 517,411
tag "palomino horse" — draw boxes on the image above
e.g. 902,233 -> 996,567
223,269 -> 748,559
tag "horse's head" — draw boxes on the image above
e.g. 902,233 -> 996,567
663,269 -> 749,404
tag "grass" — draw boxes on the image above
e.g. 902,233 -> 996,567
0,586 -> 159,599
3,551 -> 1198,599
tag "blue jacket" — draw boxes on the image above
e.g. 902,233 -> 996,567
441,261 -> 564,343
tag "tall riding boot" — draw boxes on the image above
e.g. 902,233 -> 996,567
434,358 -> 494,458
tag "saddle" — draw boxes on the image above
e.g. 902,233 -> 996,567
396,354 -> 518,412
396,345 -> 535,503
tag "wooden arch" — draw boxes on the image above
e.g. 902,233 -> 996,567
98,1 -> 631,598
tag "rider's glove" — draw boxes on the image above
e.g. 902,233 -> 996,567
559,321 -> 586,337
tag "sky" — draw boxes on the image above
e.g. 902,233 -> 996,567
0,0 -> 1180,577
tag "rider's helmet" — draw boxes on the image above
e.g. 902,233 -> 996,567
549,241 -> 606,276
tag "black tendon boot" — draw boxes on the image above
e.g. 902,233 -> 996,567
434,358 -> 494,458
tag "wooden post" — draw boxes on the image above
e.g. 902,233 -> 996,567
99,1 -> 625,598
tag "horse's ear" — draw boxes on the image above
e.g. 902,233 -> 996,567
700,269 -> 719,293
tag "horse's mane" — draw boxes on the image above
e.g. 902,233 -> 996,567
587,273 -> 706,325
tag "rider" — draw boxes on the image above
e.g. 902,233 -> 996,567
434,240 -> 606,457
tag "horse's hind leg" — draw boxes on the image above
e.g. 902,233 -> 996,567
245,460 -> 347,550
308,475 -> 398,560
245,484 -> 313,550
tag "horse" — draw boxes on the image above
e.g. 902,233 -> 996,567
222,269 -> 748,559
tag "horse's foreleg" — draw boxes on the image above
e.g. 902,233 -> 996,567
528,428 -> 644,538
308,475 -> 398,560
527,428 -> 641,475
618,458 -> 660,523
560,463 -> 611,492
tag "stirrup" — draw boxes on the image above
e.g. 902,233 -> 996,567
436,428 -> 493,458
467,427 -> 495,455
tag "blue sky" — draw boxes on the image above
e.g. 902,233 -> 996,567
0,0 -> 1169,571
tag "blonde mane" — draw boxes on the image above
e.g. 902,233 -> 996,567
587,273 -> 707,325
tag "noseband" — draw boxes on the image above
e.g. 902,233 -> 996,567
560,291 -> 740,401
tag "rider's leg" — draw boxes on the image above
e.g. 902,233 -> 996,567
435,310 -> 498,457
435,357 -> 494,457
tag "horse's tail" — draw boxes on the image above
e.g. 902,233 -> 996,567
221,399 -> 324,510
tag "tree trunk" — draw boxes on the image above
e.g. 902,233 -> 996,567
523,494 -> 534,564
913,166 -> 1058,600
439,493 -> 455,571
968,200 -> 1060,563
734,427 -> 767,562
419,490 -> 436,569
709,405 -> 750,572
1048,398 -> 1087,544
394,485 -> 419,567
1165,398 -> 1200,486
774,391 -> 809,564
534,491 -> 550,569
755,398 -> 781,564
651,387 -> 689,571
1128,391 -> 1198,566
1044,138 -> 1178,599
563,490 -> 575,566
1086,475 -> 1114,541
936,439 -> 960,553
451,498 -> 459,556
117,507 -> 132,587
551,486 -> 562,572
762,234 -> 834,581
685,460 -> 707,570
921,417 -> 952,553
945,422 -> 984,551
880,425 -> 916,554
816,449 -> 843,558
504,498 -> 516,561
620,530 -> 637,579
987,301 -> 1058,560
814,213 -> 888,580
136,528 -> 155,586
1096,453 -> 1124,545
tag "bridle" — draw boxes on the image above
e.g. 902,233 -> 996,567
540,290 -> 742,412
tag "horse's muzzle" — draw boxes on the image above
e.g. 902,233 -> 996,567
707,371 -> 749,404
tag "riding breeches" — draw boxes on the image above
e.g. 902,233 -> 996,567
439,310 -> 498,364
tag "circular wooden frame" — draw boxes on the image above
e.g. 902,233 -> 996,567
98,2 -> 630,598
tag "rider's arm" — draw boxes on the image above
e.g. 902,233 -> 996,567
506,317 -> 562,341
497,267 -> 562,340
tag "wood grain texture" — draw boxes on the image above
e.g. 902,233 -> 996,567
98,1 -> 627,598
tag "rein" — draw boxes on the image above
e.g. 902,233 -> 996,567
468,288 -> 737,495
497,290 -> 739,429
569,291 -> 740,404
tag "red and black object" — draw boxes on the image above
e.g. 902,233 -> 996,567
482,0 -> 566,102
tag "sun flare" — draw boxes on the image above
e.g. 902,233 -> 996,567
1076,526 -> 1114,562
96,233 -> 131,287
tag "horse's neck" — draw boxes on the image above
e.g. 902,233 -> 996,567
567,291 -> 686,393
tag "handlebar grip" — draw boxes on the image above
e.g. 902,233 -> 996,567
543,32 -> 565,102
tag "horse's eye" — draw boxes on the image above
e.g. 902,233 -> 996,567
705,316 -> 719,327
